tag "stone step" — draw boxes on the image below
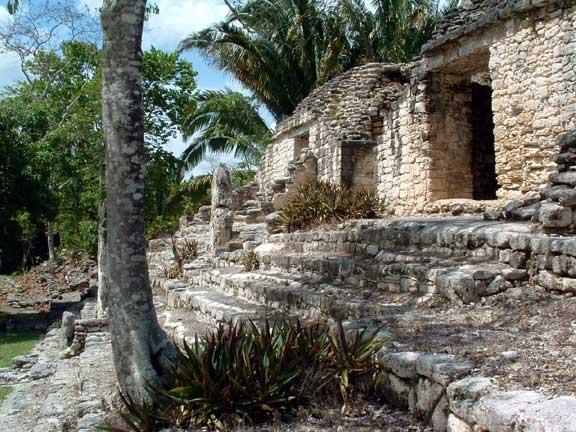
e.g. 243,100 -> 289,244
183,266 -> 409,320
257,250 -> 517,303
156,277 -> 296,325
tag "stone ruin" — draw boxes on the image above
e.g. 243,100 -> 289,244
258,0 -> 576,216
12,0 -> 576,430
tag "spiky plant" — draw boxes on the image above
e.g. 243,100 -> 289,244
276,181 -> 384,232
104,319 -> 387,431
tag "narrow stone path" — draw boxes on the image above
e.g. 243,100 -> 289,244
0,300 -> 115,432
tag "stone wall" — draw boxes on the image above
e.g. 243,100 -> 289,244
379,350 -> 576,431
257,63 -> 406,195
258,0 -> 576,216
265,217 -> 576,298
489,4 -> 576,197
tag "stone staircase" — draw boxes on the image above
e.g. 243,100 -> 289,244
148,190 -> 555,343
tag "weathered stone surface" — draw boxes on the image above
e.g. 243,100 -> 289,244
386,373 -> 416,411
516,397 -> 576,431
60,311 -> 75,349
549,172 -> 576,187
447,377 -> 498,422
416,354 -> 455,380
473,391 -> 546,431
210,165 -> 235,255
264,212 -> 281,233
415,377 -> 444,418
11,354 -> 38,369
539,203 -> 572,228
382,352 -> 421,379
447,414 -> 473,432
437,272 -> 477,304
510,202 -> 541,221
558,130 -> 576,150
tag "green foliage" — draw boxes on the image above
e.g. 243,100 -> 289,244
173,238 -> 199,262
104,320 -> 386,431
0,40 -> 199,271
181,0 -> 455,119
276,182 -> 384,232
0,331 -> 41,368
241,251 -> 260,272
181,89 -> 271,171
172,236 -> 199,274
161,264 -> 181,280
0,386 -> 13,402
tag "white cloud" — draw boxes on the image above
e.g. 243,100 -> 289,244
0,51 -> 24,89
144,0 -> 228,50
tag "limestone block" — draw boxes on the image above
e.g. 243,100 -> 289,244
473,391 -> 546,431
447,377 -> 498,422
447,414 -> 473,432
540,184 -> 572,200
382,352 -> 421,379
509,235 -> 533,251
382,372 -> 416,411
60,311 -> 76,349
416,354 -> 455,380
416,377 -> 444,418
558,130 -> 576,150
432,395 -> 449,432
501,268 -> 528,281
516,396 -> 576,431
549,172 -> 576,187
436,271 -> 477,304
539,203 -> 572,228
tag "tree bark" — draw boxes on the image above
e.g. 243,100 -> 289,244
46,222 -> 57,263
100,0 -> 175,402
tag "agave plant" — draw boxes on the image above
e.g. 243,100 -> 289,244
105,319 -> 387,431
276,181 -> 384,232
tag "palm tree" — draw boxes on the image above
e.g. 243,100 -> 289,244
180,89 -> 272,171
180,0 -> 456,119
180,0 -> 348,119
341,0 -> 459,64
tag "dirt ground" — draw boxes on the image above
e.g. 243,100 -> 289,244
384,284 -> 576,397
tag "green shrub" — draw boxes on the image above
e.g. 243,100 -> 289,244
241,251 -> 260,272
145,216 -> 179,240
275,182 -> 383,233
104,320 -> 386,431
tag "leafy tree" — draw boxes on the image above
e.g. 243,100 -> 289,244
181,0 -> 347,119
0,40 -> 197,264
0,108 -> 54,272
181,0 -> 456,119
181,89 -> 271,171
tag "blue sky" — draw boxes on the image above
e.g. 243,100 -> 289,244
0,0 -> 242,175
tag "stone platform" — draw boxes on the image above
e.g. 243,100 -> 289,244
147,212 -> 576,432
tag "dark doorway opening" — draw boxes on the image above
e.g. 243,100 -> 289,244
471,83 -> 498,200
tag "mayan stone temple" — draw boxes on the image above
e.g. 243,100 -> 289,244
3,0 -> 576,431
259,0 -> 576,216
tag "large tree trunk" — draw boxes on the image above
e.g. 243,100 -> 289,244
100,0 -> 175,402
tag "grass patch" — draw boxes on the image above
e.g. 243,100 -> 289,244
0,386 -> 13,402
0,331 -> 41,368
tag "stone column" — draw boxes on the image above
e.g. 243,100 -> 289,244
210,164 -> 234,255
